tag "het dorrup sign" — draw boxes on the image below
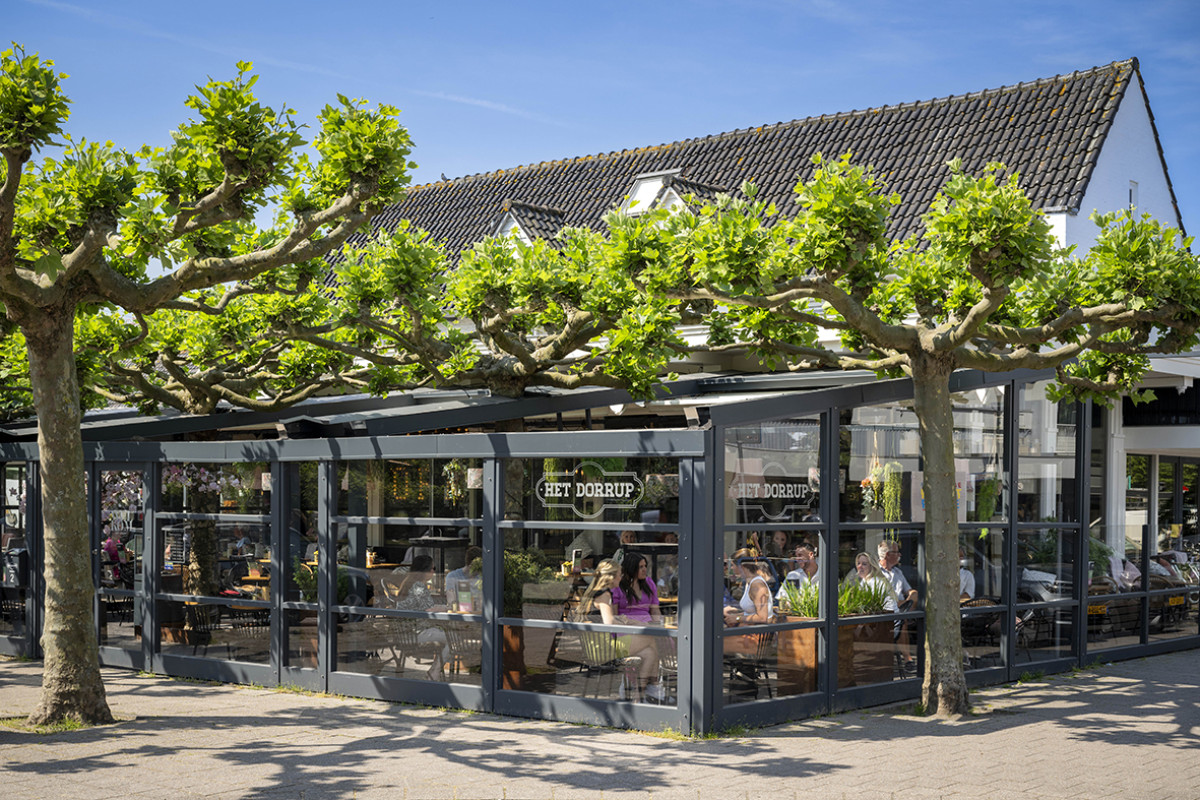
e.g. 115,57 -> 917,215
728,462 -> 816,521
535,461 -> 644,519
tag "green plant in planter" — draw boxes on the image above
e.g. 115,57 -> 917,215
778,579 -> 891,617
837,579 -> 891,616
779,581 -> 819,617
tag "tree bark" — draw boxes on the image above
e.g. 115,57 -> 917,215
910,352 -> 970,716
23,307 -> 114,725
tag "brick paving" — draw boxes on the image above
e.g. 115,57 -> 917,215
2,650 -> 1198,799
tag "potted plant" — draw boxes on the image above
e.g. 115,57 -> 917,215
775,578 -> 895,692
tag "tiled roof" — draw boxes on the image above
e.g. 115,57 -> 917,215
496,199 -> 566,242
371,59 -> 1158,255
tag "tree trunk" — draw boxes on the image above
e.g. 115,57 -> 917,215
24,308 -> 114,725
910,353 -> 970,716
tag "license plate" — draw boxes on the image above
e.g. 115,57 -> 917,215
1087,604 -> 1107,615
1169,595 -> 1185,606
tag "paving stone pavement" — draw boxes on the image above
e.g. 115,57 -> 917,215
2,651 -> 1198,799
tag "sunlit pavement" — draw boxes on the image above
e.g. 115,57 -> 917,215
2,650 -> 1197,800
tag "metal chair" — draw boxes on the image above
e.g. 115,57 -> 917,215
725,632 -> 775,700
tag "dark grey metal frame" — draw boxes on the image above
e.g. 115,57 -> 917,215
2,369 -> 1198,732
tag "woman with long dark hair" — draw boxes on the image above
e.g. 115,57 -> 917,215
609,552 -> 664,701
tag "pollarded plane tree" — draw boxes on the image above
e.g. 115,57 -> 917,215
603,154 -> 1200,715
277,221 -> 684,400
0,44 -> 415,724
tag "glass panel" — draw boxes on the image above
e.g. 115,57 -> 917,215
335,523 -> 478,605
1158,460 -> 1178,551
2,463 -> 28,638
337,458 -> 484,519
724,416 -> 821,524
157,600 -> 270,663
1147,551 -> 1198,643
160,462 -> 271,514
99,470 -> 145,591
839,403 -> 920,523
724,630 -> 781,703
98,595 -> 138,648
502,529 -> 681,625
1182,462 -> 1198,549
1016,529 -> 1079,661
501,623 -> 677,705
98,470 -> 145,651
1085,594 -> 1143,652
961,529 -> 1006,601
336,612 -> 483,686
953,386 -> 1008,522
286,609 -> 318,669
1090,404 -> 1107,534
961,607 -> 1004,670
1017,381 -> 1078,523
506,457 -> 680,525
1017,528 -> 1078,603
1015,606 -> 1076,663
834,529 -> 922,611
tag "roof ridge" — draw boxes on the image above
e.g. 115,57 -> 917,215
408,59 -> 1137,193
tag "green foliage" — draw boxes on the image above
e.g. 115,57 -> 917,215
0,44 -> 70,154
499,549 -> 560,617
778,578 -> 891,617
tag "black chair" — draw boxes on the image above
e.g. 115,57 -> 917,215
725,632 -> 775,700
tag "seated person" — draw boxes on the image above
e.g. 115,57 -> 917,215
389,555 -> 450,680
776,543 -> 819,601
724,549 -> 774,654
605,553 -> 665,702
959,547 -> 976,601
445,546 -> 483,590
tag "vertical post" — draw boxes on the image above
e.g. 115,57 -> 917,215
269,458 -> 285,685
145,461 -> 161,673
316,460 -> 334,692
820,407 -> 838,705
691,430 -> 717,735
27,462 -> 43,659
1004,379 -> 1020,677
1074,400 -> 1092,664
87,461 -> 100,646
480,456 -> 501,709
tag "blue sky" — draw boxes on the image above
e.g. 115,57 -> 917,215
9,0 -> 1200,236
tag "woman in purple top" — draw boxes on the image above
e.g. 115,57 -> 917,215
611,552 -> 661,622
608,552 -> 665,701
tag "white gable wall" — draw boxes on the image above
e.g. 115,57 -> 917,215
1059,85 -> 1178,251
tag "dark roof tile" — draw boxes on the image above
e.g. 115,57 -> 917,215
374,60 -> 1160,254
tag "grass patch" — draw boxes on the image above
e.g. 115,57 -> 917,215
1017,669 -> 1046,683
0,716 -> 89,735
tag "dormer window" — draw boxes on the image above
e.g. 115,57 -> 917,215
622,169 -> 681,216
494,211 -> 531,245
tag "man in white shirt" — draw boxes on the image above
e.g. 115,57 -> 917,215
878,540 -> 918,674
959,547 -> 976,601
776,543 -> 819,600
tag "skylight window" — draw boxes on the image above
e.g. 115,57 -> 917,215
622,170 -> 681,216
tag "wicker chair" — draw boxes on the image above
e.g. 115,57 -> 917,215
575,629 -> 642,700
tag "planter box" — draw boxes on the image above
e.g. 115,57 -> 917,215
776,616 -> 895,691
